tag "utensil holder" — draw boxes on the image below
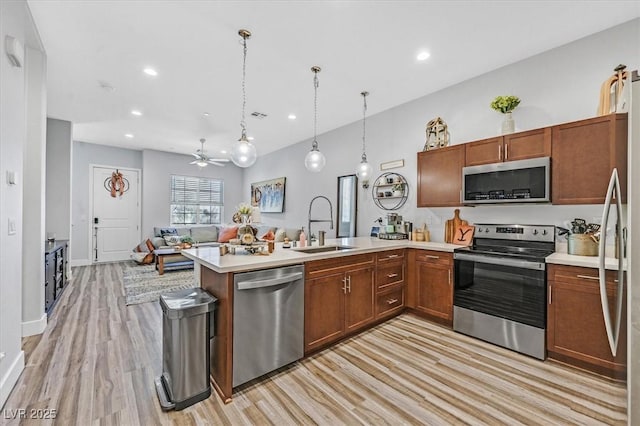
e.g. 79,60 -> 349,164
567,234 -> 598,256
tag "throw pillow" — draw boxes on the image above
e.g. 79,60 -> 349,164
164,235 -> 185,246
261,230 -> 275,241
131,238 -> 155,264
159,228 -> 178,237
274,228 -> 286,242
218,226 -> 239,243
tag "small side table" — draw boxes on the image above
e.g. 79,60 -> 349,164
153,248 -> 193,275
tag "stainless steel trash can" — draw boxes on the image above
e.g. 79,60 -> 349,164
155,288 -> 217,411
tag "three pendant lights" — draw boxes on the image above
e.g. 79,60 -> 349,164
230,29 -> 371,181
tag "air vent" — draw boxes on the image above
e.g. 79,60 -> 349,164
251,112 -> 268,119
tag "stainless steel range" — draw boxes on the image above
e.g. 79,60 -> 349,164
453,224 -> 555,359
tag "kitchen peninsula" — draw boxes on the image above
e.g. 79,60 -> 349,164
182,237 -> 458,402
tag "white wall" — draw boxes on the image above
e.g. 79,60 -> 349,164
22,47 -> 47,338
71,141 -> 142,263
244,19 -> 640,244
45,118 -> 72,240
0,0 -> 46,408
141,149 -> 244,238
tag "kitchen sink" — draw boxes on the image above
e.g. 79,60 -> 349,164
292,245 -> 356,254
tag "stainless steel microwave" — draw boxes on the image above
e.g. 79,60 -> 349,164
462,157 -> 550,204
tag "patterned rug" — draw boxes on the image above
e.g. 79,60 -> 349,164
122,263 -> 197,305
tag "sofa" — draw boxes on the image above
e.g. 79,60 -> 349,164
134,224 -> 304,268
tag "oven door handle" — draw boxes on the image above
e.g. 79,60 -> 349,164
453,252 -> 545,271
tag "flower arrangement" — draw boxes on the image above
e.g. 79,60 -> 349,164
490,95 -> 521,114
236,202 -> 253,215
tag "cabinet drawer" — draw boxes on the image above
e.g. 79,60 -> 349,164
376,262 -> 404,289
306,253 -> 375,277
376,286 -> 404,317
414,250 -> 452,265
376,249 -> 404,263
548,264 -> 619,286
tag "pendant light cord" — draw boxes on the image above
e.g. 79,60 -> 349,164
240,33 -> 248,140
361,92 -> 368,161
312,70 -> 319,150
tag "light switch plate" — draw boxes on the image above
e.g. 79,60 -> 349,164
6,170 -> 16,185
8,218 -> 16,235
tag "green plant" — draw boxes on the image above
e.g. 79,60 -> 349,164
236,202 -> 253,215
392,183 -> 404,192
490,95 -> 521,114
181,235 -> 194,244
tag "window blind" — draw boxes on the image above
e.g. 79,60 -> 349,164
170,175 -> 223,225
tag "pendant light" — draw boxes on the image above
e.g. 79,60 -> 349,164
304,66 -> 326,172
230,29 -> 257,168
356,91 -> 373,188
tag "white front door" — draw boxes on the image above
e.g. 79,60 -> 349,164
91,166 -> 140,262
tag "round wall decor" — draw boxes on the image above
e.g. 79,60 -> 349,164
372,172 -> 408,210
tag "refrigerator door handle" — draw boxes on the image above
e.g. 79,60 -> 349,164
598,168 -> 625,357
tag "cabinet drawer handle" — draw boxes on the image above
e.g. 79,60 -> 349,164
387,273 -> 398,278
576,274 -> 599,281
448,270 -> 451,285
548,285 -> 552,305
425,255 -> 440,259
386,254 -> 399,259
505,144 -> 508,160
387,298 -> 398,305
498,145 -> 502,161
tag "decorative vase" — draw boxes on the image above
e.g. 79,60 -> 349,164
240,213 -> 250,224
501,112 -> 515,134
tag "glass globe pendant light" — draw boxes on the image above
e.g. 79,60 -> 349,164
356,91 -> 373,188
230,29 -> 257,168
304,66 -> 326,172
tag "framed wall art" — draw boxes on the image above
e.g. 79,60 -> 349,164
250,177 -> 286,213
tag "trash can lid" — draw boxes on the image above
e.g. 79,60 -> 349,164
160,288 -> 217,319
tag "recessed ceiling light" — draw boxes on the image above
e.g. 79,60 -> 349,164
416,51 -> 430,61
131,110 -> 143,116
202,112 -> 210,117
221,150 -> 227,154
288,114 -> 297,120
143,67 -> 158,76
124,133 -> 134,138
247,136 -> 254,141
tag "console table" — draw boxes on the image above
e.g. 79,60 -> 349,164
45,239 -> 68,314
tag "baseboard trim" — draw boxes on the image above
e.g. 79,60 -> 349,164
0,350 -> 25,409
70,259 -> 92,267
22,313 -> 47,337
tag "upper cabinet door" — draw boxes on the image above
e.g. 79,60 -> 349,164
552,114 -> 627,205
417,145 -> 465,207
503,127 -> 551,162
464,137 -> 503,166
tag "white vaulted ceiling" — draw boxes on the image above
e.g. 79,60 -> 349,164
28,0 -> 640,159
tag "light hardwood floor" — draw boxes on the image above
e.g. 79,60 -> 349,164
3,263 -> 627,425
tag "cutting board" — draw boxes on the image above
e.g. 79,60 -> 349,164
445,209 -> 468,243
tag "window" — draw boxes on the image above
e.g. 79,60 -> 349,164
170,175 -> 223,225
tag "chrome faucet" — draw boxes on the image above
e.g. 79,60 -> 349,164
308,196 -> 334,243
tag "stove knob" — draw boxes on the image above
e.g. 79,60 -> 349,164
485,228 -> 489,233
533,229 -> 539,235
478,228 -> 483,233
542,229 -> 548,235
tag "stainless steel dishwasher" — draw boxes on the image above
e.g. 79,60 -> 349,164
233,264 -> 304,387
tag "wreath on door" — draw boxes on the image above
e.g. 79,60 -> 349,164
103,170 -> 130,198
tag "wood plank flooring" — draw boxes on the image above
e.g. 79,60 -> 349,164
2,262 -> 627,425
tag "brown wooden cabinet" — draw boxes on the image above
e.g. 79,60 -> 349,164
417,145 -> 465,207
375,250 -> 405,319
304,254 -> 375,354
551,113 -> 627,204
465,128 -> 551,167
407,250 -> 453,326
547,264 -> 626,380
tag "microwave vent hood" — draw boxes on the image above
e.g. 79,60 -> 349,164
462,157 -> 550,205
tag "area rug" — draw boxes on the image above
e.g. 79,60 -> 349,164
122,263 -> 197,305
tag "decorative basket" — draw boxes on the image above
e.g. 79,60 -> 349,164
567,234 -> 598,256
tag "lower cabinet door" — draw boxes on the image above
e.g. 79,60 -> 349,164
344,266 -> 376,333
304,272 -> 346,352
415,261 -> 453,323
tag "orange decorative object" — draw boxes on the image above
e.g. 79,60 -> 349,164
104,169 -> 129,198
453,225 -> 475,246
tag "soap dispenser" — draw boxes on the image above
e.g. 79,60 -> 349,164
299,227 -> 307,247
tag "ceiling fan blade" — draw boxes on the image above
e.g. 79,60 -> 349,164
207,161 -> 226,167
208,158 -> 230,163
191,153 -> 201,159
189,160 -> 199,164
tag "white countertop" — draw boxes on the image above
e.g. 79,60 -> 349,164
546,252 -> 626,271
182,237 -> 459,273
182,235 -> 626,274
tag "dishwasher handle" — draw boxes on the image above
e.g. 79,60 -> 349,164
236,272 -> 303,291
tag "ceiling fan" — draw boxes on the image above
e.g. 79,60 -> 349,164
190,138 -> 229,167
